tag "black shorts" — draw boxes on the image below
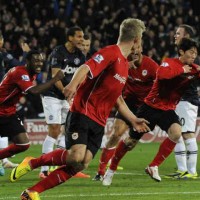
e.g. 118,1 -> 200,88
0,114 -> 26,140
115,99 -> 138,126
65,111 -> 104,157
129,103 -> 181,140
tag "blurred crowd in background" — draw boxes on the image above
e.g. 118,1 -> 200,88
0,0 -> 200,119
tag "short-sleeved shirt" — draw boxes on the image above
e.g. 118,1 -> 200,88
145,58 -> 200,111
71,45 -> 129,126
0,66 -> 35,116
43,45 -> 85,100
123,55 -> 159,107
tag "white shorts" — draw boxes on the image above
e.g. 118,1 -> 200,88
175,101 -> 198,133
42,96 -> 70,124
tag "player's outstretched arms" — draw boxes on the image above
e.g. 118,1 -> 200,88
28,70 -> 64,94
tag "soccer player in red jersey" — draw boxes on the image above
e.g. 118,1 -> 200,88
11,18 -> 149,200
93,43 -> 159,181
0,50 -> 64,162
165,24 -> 200,179
102,37 -> 199,185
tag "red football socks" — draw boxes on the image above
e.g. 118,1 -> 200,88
30,149 -> 67,169
98,147 -> 116,175
0,143 -> 30,159
149,137 -> 176,167
109,140 -> 129,171
28,166 -> 72,193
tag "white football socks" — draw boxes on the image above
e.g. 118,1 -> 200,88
185,138 -> 198,174
56,134 -> 66,149
0,137 -> 9,163
41,135 -> 56,172
174,137 -> 187,172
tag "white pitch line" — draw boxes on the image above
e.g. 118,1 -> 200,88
21,169 -> 151,176
1,191 -> 200,199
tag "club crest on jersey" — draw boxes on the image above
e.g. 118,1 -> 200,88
142,70 -> 147,76
161,62 -> 169,67
21,75 -> 30,81
72,132 -> 79,140
74,58 -> 80,65
93,54 -> 104,64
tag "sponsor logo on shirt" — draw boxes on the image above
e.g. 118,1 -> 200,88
62,65 -> 77,74
114,74 -> 126,84
21,75 -> 30,81
160,62 -> 169,67
93,54 -> 104,63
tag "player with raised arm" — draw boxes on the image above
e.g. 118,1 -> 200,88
103,37 -> 199,185
0,50 -> 64,172
10,18 -> 148,200
165,24 -> 200,179
93,43 -> 159,181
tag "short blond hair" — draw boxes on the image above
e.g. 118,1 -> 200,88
118,18 -> 146,42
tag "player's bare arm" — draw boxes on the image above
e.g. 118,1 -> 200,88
28,70 -> 64,94
115,96 -> 150,133
63,64 -> 89,101
52,68 -> 65,92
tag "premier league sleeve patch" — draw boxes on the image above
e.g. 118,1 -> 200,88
6,54 -> 14,59
93,54 -> 104,64
21,75 -> 30,81
51,57 -> 58,66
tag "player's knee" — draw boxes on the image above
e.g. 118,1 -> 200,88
66,161 -> 84,175
169,132 -> 182,142
182,133 -> 195,140
108,133 -> 121,145
125,138 -> 138,150
74,161 -> 85,172
113,133 -> 123,140
168,123 -> 182,142
48,124 -> 61,138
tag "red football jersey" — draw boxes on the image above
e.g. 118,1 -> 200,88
123,55 -> 159,107
0,66 -> 35,116
145,58 -> 200,110
71,45 -> 129,126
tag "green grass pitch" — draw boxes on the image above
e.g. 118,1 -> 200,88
1,142 -> 200,200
